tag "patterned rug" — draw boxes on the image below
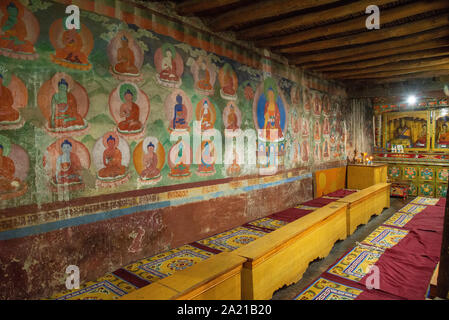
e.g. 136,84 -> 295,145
326,245 -> 383,282
383,212 -> 415,228
361,225 -> 409,250
194,226 -> 267,252
295,205 -> 319,211
410,197 -> 440,206
244,217 -> 288,232
294,277 -> 362,300
398,203 -> 428,215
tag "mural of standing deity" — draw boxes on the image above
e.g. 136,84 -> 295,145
313,119 -> 321,142
0,67 -> 27,130
218,63 -> 238,100
0,0 -> 39,60
0,134 -> 29,200
133,136 -> 165,185
43,138 -> 90,192
196,139 -> 217,176
313,93 -> 322,116
93,132 -> 130,188
291,85 -> 301,105
322,95 -> 330,115
303,89 -> 312,113
196,98 -> 216,132
225,144 -> 241,176
49,18 -> 94,71
168,135 -> 192,178
223,101 -> 241,134
109,82 -> 150,140
164,89 -> 192,132
154,43 -> 184,88
37,73 -> 89,137
253,77 -> 289,142
191,55 -> 216,96
301,140 -> 309,163
108,31 -> 144,82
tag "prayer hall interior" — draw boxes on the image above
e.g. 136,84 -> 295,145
1,0 -> 449,301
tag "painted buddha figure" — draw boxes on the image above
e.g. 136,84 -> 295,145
391,119 -> 412,146
226,104 -> 239,130
118,88 -> 142,133
55,28 -> 88,65
0,143 -> 19,193
0,2 -> 34,54
50,78 -> 85,130
199,100 -> 213,131
438,124 -> 449,147
0,72 -> 19,123
114,36 -> 138,75
160,49 -> 178,82
171,139 -> 190,176
263,89 -> 283,140
55,139 -> 82,185
98,135 -> 126,178
227,145 -> 240,175
414,125 -> 427,148
198,141 -> 214,173
140,142 -> 160,179
197,58 -> 213,91
172,94 -> 188,130
222,67 -> 235,96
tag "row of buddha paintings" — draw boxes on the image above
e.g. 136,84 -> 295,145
383,109 -> 449,152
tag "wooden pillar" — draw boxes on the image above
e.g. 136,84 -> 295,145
437,181 -> 449,298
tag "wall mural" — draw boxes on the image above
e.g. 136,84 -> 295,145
0,0 -> 368,211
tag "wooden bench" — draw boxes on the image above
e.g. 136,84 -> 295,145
233,202 -> 348,300
336,182 -> 391,236
120,251 -> 246,300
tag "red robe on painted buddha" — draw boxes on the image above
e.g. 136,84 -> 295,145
0,80 -> 19,122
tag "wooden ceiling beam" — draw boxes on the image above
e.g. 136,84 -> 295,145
237,0 -> 397,40
309,37 -> 449,70
257,0 -> 449,48
176,0 -> 242,16
365,71 -> 449,84
319,47 -> 449,73
209,0 -> 339,32
289,26 -> 449,65
281,13 -> 449,54
327,57 -> 449,79
336,64 -> 449,80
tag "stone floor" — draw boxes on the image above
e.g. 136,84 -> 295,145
271,196 -> 407,300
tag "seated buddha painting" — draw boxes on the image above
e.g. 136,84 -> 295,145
191,55 -> 216,96
196,98 -> 216,132
168,135 -> 192,178
43,138 -> 90,192
385,112 -> 429,150
223,101 -> 241,136
196,139 -> 217,176
303,89 -> 312,113
108,31 -> 144,82
133,136 -> 165,185
164,89 -> 192,132
0,68 -> 27,130
154,43 -> 184,88
0,0 -> 39,60
37,72 -> 89,137
291,85 -> 301,106
49,18 -> 93,71
0,134 -> 29,201
253,77 -> 289,142
434,112 -> 449,149
218,63 -> 238,100
93,131 -> 130,188
109,82 -> 150,140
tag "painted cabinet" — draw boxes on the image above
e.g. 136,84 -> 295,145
347,164 -> 387,190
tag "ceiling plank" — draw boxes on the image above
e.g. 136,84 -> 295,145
365,71 -> 449,83
337,64 -> 449,80
309,37 -> 449,69
176,0 -> 241,16
280,13 -> 449,53
327,56 -> 449,79
319,47 -> 449,72
289,26 -> 449,65
237,0 -> 397,40
210,0 -> 339,32
257,0 -> 449,48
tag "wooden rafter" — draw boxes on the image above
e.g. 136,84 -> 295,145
290,26 -> 449,65
311,37 -> 449,70
363,70 -> 449,83
209,0 -> 339,32
256,0 -> 449,48
237,0 -> 397,40
338,64 -> 449,80
320,47 -> 449,73
176,0 -> 241,16
280,13 -> 449,53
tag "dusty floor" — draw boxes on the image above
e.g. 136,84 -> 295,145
271,196 -> 407,300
